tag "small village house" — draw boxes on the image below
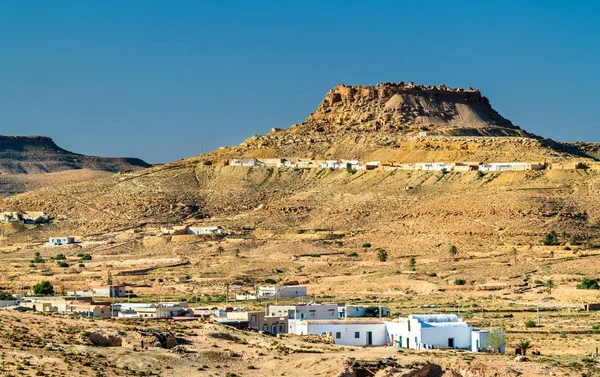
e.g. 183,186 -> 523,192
295,319 -> 387,346
228,158 -> 262,167
471,329 -> 506,353
257,285 -> 307,299
91,284 -> 126,298
339,305 -> 389,318
269,302 -> 338,333
187,226 -> 224,236
46,237 -> 75,247
365,161 -> 381,170
65,301 -> 112,318
385,314 -> 474,350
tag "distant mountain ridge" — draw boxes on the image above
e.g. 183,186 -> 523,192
0,135 -> 150,174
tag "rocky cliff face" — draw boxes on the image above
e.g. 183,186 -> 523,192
302,82 -> 526,136
0,135 -> 150,174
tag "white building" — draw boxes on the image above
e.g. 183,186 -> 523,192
188,226 -> 224,235
268,302 -> 338,333
229,159 -> 263,167
385,314 -> 473,350
339,305 -> 389,318
91,285 -> 126,298
295,320 -> 387,346
258,286 -> 307,299
415,162 -> 453,172
471,329 -> 506,353
0,211 -> 50,224
478,162 -> 528,172
46,237 -> 75,247
319,160 -> 341,169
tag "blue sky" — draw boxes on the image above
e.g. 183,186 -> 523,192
0,1 -> 598,163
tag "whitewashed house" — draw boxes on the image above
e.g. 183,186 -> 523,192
479,162 -> 528,172
319,160 -> 341,169
229,159 -> 262,167
471,329 -> 506,353
339,305 -> 389,318
415,162 -> 453,172
46,237 -> 75,247
269,302 -> 338,333
385,314 -> 473,350
258,285 -> 307,299
188,226 -> 224,235
295,320 -> 387,346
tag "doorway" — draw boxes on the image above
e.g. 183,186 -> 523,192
448,338 -> 454,348
366,331 -> 373,345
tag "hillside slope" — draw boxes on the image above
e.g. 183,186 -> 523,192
0,135 -> 150,174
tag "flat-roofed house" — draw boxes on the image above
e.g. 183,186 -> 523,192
188,226 -> 224,235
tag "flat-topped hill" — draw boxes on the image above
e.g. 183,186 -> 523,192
0,135 -> 150,174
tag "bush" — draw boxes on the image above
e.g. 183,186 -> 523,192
57,261 -> 69,268
577,278 -> 600,290
525,320 -> 537,328
477,170 -> 485,179
543,230 -> 558,246
362,243 -> 371,248
454,278 -> 467,286
53,253 -> 66,260
32,280 -> 54,296
428,272 -> 437,277
533,279 -> 544,285
0,291 -> 16,300
78,263 -> 85,268
347,252 -> 359,257
79,254 -> 92,261
377,248 -> 388,262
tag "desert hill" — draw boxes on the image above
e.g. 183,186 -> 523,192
0,83 -> 598,235
0,135 -> 151,195
215,82 -> 592,162
0,135 -> 150,174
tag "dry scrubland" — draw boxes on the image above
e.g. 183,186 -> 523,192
1,165 -> 600,374
2,83 -> 600,375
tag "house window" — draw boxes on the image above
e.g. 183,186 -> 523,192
250,315 -> 257,322
336,332 -> 341,339
310,312 -> 315,317
355,332 -> 360,339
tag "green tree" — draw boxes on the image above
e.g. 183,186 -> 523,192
545,279 -> 555,294
449,245 -> 458,260
217,246 -> 224,256
107,271 -> 113,285
234,249 -> 240,257
408,257 -> 416,271
0,291 -> 16,300
377,248 -> 388,262
577,278 -> 600,290
485,330 -> 506,353
54,253 -> 65,260
32,280 -> 54,296
543,230 -> 558,246
516,339 -> 533,356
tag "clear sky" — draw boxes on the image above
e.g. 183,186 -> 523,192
1,1 -> 598,163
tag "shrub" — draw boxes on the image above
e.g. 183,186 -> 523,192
524,320 -> 537,328
0,292 -> 16,300
53,253 -> 66,260
32,280 -> 54,296
408,257 -> 416,271
543,230 -> 558,246
454,278 -> 467,286
78,263 -> 85,268
57,261 -> 69,268
362,243 -> 371,248
79,254 -> 92,261
477,170 -> 485,179
347,252 -> 359,257
428,272 -> 437,277
577,278 -> 600,290
377,248 -> 388,262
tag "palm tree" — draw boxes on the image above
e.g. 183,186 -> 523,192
545,280 -> 556,294
512,248 -> 518,264
516,339 -> 532,356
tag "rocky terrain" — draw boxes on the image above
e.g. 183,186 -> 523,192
0,83 -> 600,376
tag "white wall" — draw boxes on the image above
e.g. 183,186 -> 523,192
421,326 -> 471,349
296,322 -> 387,346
